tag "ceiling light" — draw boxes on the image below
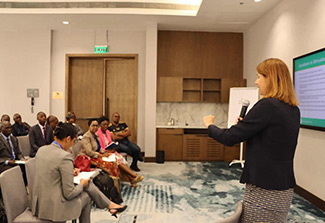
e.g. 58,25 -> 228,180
254,0 -> 262,2
62,21 -> 70,25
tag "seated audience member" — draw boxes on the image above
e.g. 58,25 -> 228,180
47,115 -> 59,133
80,119 -> 107,159
0,121 -> 24,174
0,114 -> 10,123
108,112 -> 143,172
66,111 -> 84,136
31,123 -> 127,222
29,112 -> 54,157
96,116 -> 144,187
12,113 -> 31,136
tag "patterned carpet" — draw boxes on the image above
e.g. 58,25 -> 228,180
91,161 -> 325,223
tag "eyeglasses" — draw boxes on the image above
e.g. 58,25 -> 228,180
90,124 -> 98,127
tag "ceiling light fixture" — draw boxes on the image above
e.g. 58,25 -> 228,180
254,0 -> 262,2
62,21 -> 70,25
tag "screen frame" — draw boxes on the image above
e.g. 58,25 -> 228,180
293,47 -> 325,131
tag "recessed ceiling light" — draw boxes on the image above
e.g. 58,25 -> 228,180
62,21 -> 70,25
254,0 -> 262,2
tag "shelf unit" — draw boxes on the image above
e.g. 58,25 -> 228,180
183,78 -> 201,102
183,78 -> 221,102
203,79 -> 221,103
158,76 -> 246,103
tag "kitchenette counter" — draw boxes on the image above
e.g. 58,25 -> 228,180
156,125 -> 206,129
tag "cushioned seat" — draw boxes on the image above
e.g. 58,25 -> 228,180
0,166 -> 64,223
13,208 -> 53,223
17,135 -> 31,158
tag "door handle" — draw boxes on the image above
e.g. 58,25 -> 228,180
106,97 -> 109,117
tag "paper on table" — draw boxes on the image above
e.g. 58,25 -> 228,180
15,160 -> 26,164
73,171 -> 97,184
102,154 -> 116,162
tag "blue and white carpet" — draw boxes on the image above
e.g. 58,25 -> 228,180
91,162 -> 325,223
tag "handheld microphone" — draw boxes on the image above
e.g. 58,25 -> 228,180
239,100 -> 250,118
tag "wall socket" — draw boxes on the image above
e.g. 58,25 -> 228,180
27,88 -> 39,98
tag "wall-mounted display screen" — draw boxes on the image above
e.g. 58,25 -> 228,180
293,47 -> 325,131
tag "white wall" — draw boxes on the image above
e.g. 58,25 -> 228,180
244,0 -> 325,200
144,23 -> 157,157
0,29 -> 51,126
50,29 -> 146,149
0,28 -> 147,150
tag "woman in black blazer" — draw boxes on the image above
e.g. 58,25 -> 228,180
204,58 -> 300,222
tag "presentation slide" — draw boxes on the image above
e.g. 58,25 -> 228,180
294,49 -> 325,128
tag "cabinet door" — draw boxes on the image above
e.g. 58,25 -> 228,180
221,78 -> 247,103
183,135 -> 204,160
157,77 -> 183,102
157,128 -> 183,161
224,144 -> 244,162
203,137 -> 224,161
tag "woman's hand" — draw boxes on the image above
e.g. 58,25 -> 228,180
80,178 -> 90,187
235,117 -> 243,125
203,115 -> 215,128
73,168 -> 80,176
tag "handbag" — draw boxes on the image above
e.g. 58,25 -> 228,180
74,155 -> 91,172
93,171 -> 123,204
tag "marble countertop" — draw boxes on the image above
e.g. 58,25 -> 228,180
156,125 -> 207,129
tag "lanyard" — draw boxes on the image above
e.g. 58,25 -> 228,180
53,141 -> 64,150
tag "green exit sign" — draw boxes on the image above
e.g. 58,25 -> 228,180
94,45 -> 108,53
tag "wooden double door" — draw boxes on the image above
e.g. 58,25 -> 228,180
66,54 -> 138,143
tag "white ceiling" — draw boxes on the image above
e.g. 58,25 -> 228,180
0,0 -> 281,32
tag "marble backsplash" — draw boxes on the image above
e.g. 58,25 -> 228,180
156,102 -> 228,128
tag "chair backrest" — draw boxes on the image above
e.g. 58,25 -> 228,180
0,166 -> 28,223
71,141 -> 83,160
25,158 -> 36,193
17,135 -> 31,157
218,202 -> 243,223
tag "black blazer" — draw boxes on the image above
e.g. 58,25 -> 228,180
208,98 -> 300,190
0,134 -> 23,173
29,124 -> 54,157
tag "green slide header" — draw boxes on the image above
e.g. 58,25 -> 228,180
295,50 -> 325,71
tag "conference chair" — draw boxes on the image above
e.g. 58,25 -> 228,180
71,141 -> 83,160
218,201 -> 243,223
0,166 -> 58,223
17,135 -> 31,158
25,158 -> 36,194
25,159 -> 77,223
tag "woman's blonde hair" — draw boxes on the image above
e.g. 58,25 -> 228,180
256,58 -> 299,106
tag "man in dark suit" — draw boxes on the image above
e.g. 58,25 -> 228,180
0,121 -> 24,174
29,112 -> 54,157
